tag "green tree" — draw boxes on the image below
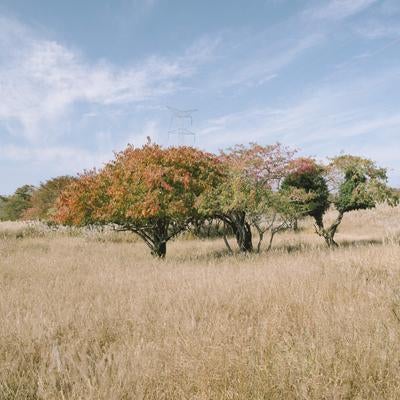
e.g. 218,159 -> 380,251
319,155 -> 399,246
282,155 -> 398,247
281,158 -> 330,228
0,185 -> 35,221
199,143 -> 297,253
249,188 -> 312,253
0,195 -> 8,220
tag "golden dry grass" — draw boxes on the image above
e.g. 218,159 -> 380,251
1,206 -> 400,399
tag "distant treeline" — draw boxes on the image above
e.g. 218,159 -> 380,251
1,142 -> 399,258
0,176 -> 76,222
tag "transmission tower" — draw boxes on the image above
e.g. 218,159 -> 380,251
166,106 -> 197,145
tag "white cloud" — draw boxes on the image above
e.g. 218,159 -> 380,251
0,119 -> 163,178
0,17 -> 216,141
0,143 -> 111,171
124,120 -> 162,146
0,118 -> 167,185
1,6 -> 399,190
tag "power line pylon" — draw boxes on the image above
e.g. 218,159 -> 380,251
166,106 -> 197,145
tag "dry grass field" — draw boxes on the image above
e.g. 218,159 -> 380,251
1,206 -> 400,399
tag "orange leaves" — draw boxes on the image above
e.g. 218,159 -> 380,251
54,143 -> 223,226
53,169 -> 109,226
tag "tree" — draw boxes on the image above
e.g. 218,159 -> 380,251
282,155 -> 398,247
199,143 -> 296,253
0,185 -> 35,221
281,158 -> 330,227
23,176 -> 76,221
251,188 -> 313,253
54,143 -> 223,258
320,155 -> 398,246
0,195 -> 7,220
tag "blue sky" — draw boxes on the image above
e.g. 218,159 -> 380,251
0,0 -> 399,194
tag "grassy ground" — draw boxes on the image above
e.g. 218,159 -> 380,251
1,206 -> 400,399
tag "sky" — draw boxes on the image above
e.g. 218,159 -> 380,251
0,0 -> 399,194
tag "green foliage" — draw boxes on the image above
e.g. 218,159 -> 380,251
0,196 -> 7,220
330,155 -> 398,213
3,144 -> 398,256
281,158 -> 330,225
0,185 -> 35,221
335,170 -> 373,213
199,143 -> 298,252
280,155 -> 398,247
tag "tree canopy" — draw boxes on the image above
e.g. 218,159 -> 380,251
282,155 -> 399,247
0,185 -> 35,221
198,143 -> 303,252
281,158 -> 330,227
54,143 -> 223,257
2,142 -> 398,258
23,176 -> 76,221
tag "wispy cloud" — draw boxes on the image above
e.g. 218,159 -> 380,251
1,2 -> 399,192
354,20 -> 400,39
201,107 -> 400,184
221,34 -> 324,89
0,118 -> 165,183
306,0 -> 378,20
199,68 -> 400,184
201,91 -> 400,148
0,16 -> 217,141
0,143 -> 111,171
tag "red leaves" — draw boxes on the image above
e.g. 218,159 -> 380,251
288,157 -> 323,177
54,144 -> 223,225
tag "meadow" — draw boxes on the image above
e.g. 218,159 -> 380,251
1,206 -> 400,399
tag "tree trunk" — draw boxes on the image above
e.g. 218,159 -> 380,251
238,223 -> 253,253
151,240 -> 167,258
222,222 -> 233,254
293,218 -> 299,232
314,212 -> 343,248
266,230 -> 276,252
324,233 -> 338,248
219,212 -> 253,253
150,219 -> 168,258
256,230 -> 264,253
233,218 -> 253,253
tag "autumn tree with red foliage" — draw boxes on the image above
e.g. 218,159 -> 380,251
54,143 -> 223,258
